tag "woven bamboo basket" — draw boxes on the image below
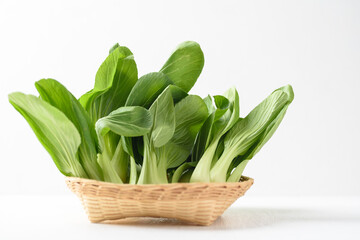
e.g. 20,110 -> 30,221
66,176 -> 254,226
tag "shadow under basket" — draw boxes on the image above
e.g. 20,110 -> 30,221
65,176 -> 254,226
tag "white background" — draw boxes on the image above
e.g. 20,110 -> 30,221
1,0 -> 360,238
2,0 -> 360,196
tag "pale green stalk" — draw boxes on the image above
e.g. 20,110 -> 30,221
137,137 -> 167,184
227,160 -> 249,182
97,147 -> 123,183
210,148 -> 239,182
111,141 -> 129,182
129,156 -> 138,184
190,140 -> 219,182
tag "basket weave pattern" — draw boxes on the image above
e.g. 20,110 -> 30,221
66,176 -> 254,226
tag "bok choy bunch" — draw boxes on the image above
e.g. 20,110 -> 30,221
8,41 -> 294,184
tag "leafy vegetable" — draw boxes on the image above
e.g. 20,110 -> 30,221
9,93 -> 87,178
96,106 -> 153,137
80,45 -> 138,123
210,85 -> 294,182
137,87 -> 175,184
154,94 -> 208,181
190,87 -> 239,182
95,106 -> 153,183
137,89 -> 208,184
35,78 -> 102,180
160,41 -> 204,92
9,41 -> 294,185
126,72 -> 172,108
156,95 -> 208,169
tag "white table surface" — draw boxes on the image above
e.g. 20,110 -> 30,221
1,195 -> 359,240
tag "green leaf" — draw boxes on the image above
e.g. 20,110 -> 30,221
203,95 -> 216,114
126,72 -> 172,108
213,95 -> 230,121
8,92 -> 87,178
136,88 -> 175,184
211,87 -> 240,138
227,86 -> 294,182
210,85 -> 294,182
214,95 -> 230,109
196,88 -> 239,160
95,106 -> 152,184
168,85 -> 188,104
35,79 -> 102,180
149,87 -> 175,148
190,87 -> 239,182
79,46 -> 138,123
109,43 -> 120,54
124,82 -> 186,165
247,105 -> 290,159
96,106 -> 153,138
191,113 -> 216,163
157,95 -> 208,169
80,46 -> 138,183
245,85 -> 294,159
160,41 -> 204,92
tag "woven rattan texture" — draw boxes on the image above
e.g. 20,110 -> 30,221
66,176 -> 254,226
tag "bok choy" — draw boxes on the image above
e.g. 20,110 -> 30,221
9,41 -> 294,184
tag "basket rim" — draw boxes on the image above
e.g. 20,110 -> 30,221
65,176 -> 254,188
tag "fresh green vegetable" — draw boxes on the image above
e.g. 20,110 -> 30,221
79,45 -> 138,123
8,41 -> 294,185
152,94 -> 208,183
160,41 -> 204,92
210,85 -> 294,182
9,92 -> 88,178
225,85 -> 294,182
96,106 -> 153,183
190,87 -> 239,182
137,87 -> 175,184
35,78 -> 102,180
